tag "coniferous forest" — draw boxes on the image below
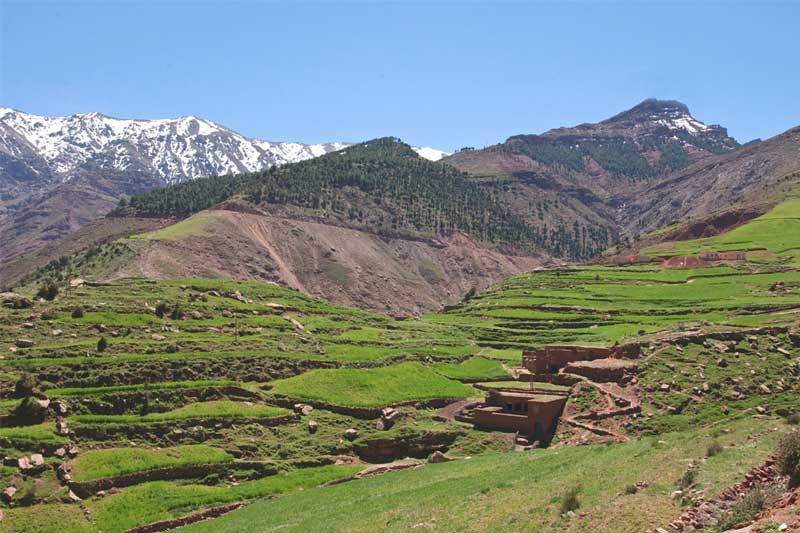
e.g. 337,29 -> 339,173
119,137 -> 609,259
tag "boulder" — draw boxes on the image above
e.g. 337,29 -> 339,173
1,486 -> 16,503
1,292 -> 33,309
191,311 -> 204,320
68,490 -> 82,502
150,334 -> 166,341
381,407 -> 400,421
53,448 -> 67,459
15,338 -> 35,348
222,310 -> 234,318
50,329 -> 63,337
344,428 -> 359,441
307,420 -> 318,434
301,405 -> 314,416
55,419 -> 69,436
429,451 -> 451,463
52,400 -> 68,415
29,453 -> 44,467
17,457 -> 31,470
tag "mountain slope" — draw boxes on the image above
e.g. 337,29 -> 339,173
624,125 -> 800,235
8,138 -> 548,314
119,138 -> 548,253
0,109 -> 448,265
0,107 -> 347,190
445,99 -> 800,256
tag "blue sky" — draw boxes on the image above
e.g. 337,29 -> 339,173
1,1 -> 798,151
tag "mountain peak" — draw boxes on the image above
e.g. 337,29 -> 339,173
603,98 -> 692,125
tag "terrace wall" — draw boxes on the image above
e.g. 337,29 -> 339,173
522,343 -> 640,374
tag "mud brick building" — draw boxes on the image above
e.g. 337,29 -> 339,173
472,389 -> 568,441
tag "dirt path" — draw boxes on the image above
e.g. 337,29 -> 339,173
434,399 -> 480,422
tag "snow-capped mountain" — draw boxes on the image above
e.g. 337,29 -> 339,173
0,108 -> 352,186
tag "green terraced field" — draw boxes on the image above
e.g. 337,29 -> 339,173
644,197 -> 800,263
269,362 -> 477,408
179,417 -> 792,533
70,445 -> 234,482
86,464 -> 361,533
69,401 -> 290,425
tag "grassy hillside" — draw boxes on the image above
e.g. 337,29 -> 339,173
180,417 -> 789,533
643,197 -> 800,264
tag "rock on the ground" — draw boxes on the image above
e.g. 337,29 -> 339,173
429,451 -> 451,463
308,420 -> 318,434
1,486 -> 16,503
344,428 -> 359,441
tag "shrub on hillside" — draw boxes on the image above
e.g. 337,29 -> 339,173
623,484 -> 638,495
170,304 -> 184,320
97,337 -> 108,353
714,483 -> 783,531
71,306 -> 84,318
775,431 -> 800,487
787,412 -> 800,425
560,485 -> 581,514
677,467 -> 697,489
155,302 -> 168,318
14,373 -> 39,398
13,397 -> 48,424
706,441 -> 724,457
36,280 -> 59,301
40,308 -> 57,320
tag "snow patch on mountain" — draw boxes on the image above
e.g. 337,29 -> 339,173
413,146 -> 451,161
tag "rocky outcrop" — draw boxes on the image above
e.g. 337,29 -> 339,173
354,430 -> 462,463
656,459 -> 784,532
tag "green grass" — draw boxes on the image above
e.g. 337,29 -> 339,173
179,417 -> 787,533
70,445 -> 234,482
0,423 -> 68,444
431,357 -> 510,380
87,464 -> 362,533
131,212 -> 214,240
270,362 -> 475,408
2,503 -> 96,533
48,379 -> 239,397
643,198 -> 800,263
69,401 -> 290,425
